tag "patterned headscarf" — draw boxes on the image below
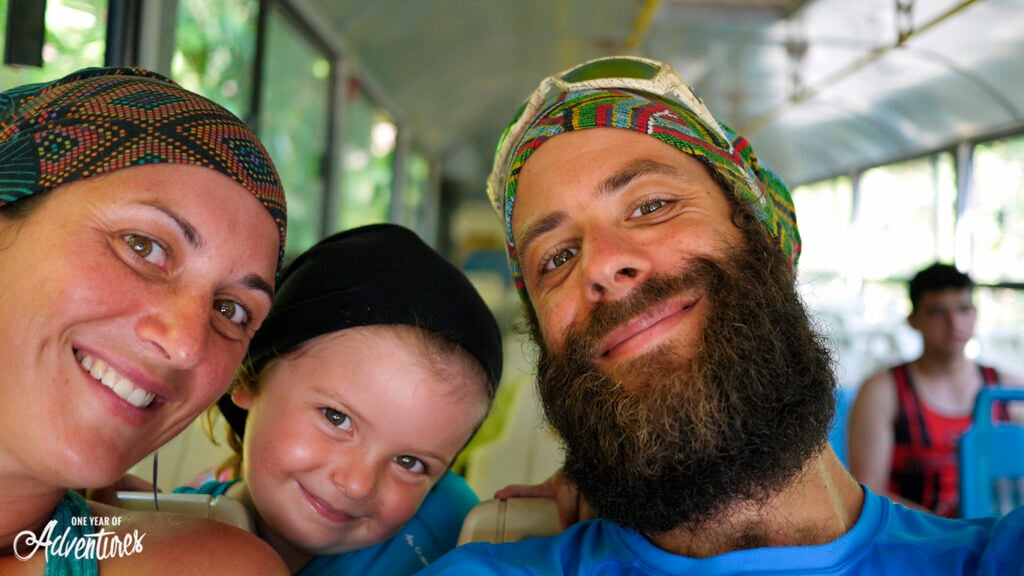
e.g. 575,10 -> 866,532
490,76 -> 800,301
0,66 -> 287,274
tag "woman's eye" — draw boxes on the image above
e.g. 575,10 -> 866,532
124,234 -> 167,266
543,247 -> 578,272
214,299 -> 251,326
395,455 -> 426,474
323,408 -> 353,432
632,199 -> 667,217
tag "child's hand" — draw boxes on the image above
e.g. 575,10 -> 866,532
494,467 -> 595,530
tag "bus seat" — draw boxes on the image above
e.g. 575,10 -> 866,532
113,490 -> 255,533
829,384 -> 857,470
457,498 -> 561,545
959,387 -> 1024,518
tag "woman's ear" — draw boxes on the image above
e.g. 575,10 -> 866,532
231,387 -> 256,410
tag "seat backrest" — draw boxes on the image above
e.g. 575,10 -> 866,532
113,491 -> 255,533
959,387 -> 1024,518
457,498 -> 561,545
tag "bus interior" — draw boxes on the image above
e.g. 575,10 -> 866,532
2,0 -> 1022,510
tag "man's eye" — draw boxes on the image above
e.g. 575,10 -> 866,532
214,299 -> 251,326
124,234 -> 167,266
543,248 -> 578,272
323,408 -> 352,432
633,200 -> 667,217
395,455 -> 426,474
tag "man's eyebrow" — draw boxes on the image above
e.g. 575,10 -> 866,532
515,159 -> 691,260
516,211 -> 567,265
598,158 -> 692,198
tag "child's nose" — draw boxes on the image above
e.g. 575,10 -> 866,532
331,462 -> 379,502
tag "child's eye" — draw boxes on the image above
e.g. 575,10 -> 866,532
323,408 -> 353,432
394,455 -> 426,474
631,199 -> 667,218
542,247 -> 578,272
123,233 -> 168,267
214,299 -> 251,327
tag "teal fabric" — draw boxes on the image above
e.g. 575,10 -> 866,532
173,477 -> 241,498
44,491 -> 99,576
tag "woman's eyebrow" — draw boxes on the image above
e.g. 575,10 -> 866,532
152,202 -> 202,250
152,202 -> 274,299
242,274 -> 275,299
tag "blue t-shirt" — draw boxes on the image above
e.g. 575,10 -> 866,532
415,488 -> 1024,575
176,470 -> 478,575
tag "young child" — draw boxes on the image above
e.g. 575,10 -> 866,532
176,223 -> 503,575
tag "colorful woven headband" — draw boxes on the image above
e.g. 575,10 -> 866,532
487,56 -> 800,300
0,66 -> 287,275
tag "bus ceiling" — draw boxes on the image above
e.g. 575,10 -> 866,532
296,0 -> 1023,191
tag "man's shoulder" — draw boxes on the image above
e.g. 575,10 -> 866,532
416,520 -> 637,575
862,364 -> 902,387
976,506 -> 1024,574
851,368 -> 900,413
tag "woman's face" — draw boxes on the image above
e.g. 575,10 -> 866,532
233,327 -> 488,559
0,164 -> 280,489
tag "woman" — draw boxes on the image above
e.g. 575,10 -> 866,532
0,67 -> 289,574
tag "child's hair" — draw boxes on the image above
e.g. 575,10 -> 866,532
204,223 -> 503,478
909,262 -> 974,314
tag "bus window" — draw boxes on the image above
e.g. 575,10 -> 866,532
336,80 -> 395,232
260,3 -> 331,258
0,0 -> 106,89
969,135 -> 1024,285
171,0 -> 258,119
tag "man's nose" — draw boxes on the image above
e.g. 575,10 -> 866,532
578,227 -> 651,302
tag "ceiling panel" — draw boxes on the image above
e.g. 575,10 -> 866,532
295,0 -> 1024,189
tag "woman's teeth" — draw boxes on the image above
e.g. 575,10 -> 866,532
77,353 -> 155,408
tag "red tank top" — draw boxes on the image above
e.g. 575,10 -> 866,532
889,363 -> 1003,517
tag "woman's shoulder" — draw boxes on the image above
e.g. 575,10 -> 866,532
89,501 -> 288,575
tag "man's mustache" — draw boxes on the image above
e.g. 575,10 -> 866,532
557,263 -> 718,362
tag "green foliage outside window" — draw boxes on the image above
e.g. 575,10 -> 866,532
0,0 -> 106,90
171,0 -> 258,119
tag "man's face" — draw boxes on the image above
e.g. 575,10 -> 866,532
909,288 -> 976,357
512,128 -> 745,368
512,128 -> 837,534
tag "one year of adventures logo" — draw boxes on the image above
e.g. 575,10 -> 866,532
13,514 -> 145,562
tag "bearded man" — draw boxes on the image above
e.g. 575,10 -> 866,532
417,56 -> 1024,575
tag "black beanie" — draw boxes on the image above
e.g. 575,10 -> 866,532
218,223 -> 503,437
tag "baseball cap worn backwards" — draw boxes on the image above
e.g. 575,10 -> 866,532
0,66 -> 287,275
486,55 -> 800,301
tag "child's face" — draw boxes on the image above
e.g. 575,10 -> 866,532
232,326 -> 489,557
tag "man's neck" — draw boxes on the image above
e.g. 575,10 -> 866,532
909,354 -> 983,413
647,448 -> 863,558
913,350 -> 973,379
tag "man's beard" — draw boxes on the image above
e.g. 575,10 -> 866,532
533,227 -> 837,536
